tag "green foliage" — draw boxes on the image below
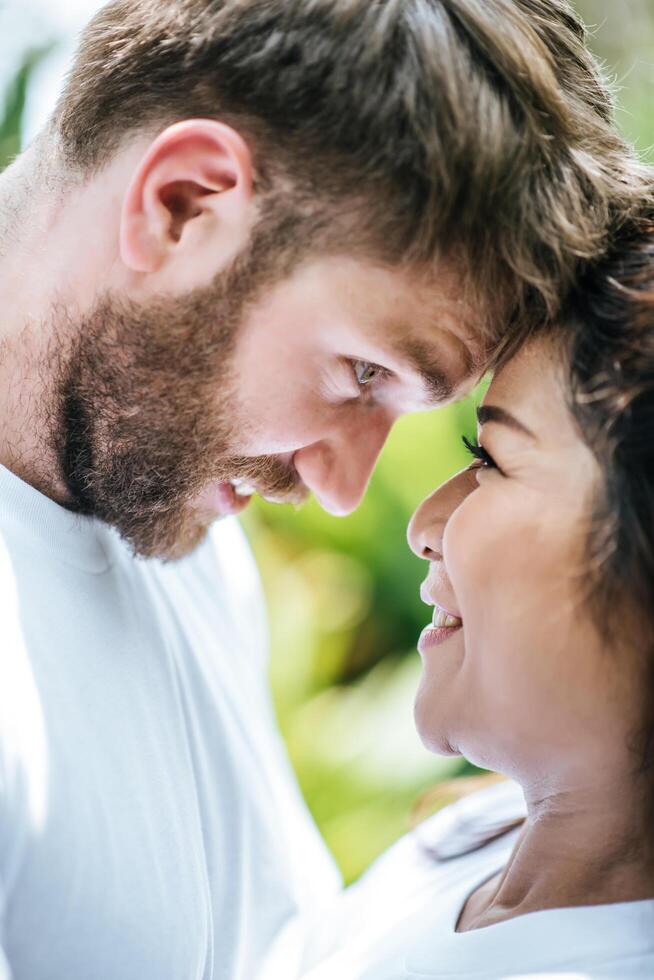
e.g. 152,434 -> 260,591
0,46 -> 52,170
242,394 -> 486,880
574,0 -> 654,161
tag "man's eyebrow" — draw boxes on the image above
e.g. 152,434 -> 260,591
476,404 -> 535,438
391,338 -> 458,403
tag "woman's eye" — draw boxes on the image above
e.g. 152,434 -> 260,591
462,435 -> 497,470
353,360 -> 382,386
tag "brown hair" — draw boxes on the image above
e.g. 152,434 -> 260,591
49,0 -> 652,341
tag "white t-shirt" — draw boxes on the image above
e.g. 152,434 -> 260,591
300,780 -> 654,980
0,464 -> 340,980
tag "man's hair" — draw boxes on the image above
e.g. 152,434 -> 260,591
50,0 -> 652,340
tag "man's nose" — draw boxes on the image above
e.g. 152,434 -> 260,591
293,411 -> 394,516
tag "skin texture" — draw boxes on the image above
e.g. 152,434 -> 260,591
0,120 -> 483,558
407,338 -> 654,931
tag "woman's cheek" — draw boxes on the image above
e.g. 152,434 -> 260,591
442,488 -> 492,607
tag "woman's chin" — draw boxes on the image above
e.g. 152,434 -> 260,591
413,684 -> 460,756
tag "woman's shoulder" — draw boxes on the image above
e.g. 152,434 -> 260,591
411,777 -> 526,859
403,897 -> 654,980
301,782 -> 654,980
359,777 -> 526,885
299,781 -> 526,977
335,778 -> 525,933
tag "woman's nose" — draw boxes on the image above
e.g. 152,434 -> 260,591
407,493 -> 444,561
407,467 -> 478,561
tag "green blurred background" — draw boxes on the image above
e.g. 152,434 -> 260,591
1,0 -> 652,884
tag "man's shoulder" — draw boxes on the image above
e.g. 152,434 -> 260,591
207,516 -> 261,595
0,529 -> 48,831
0,527 -> 31,676
161,517 -> 269,668
207,517 -> 268,653
145,515 -> 261,599
169,515 -> 264,611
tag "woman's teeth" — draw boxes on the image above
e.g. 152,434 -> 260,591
432,608 -> 462,629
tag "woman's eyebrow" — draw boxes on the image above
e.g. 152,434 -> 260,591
476,404 -> 535,438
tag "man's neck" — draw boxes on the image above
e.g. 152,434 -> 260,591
0,147 -> 72,498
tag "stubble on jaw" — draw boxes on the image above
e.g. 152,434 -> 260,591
50,283 -> 242,560
24,204 -> 370,559
45,251 -> 304,561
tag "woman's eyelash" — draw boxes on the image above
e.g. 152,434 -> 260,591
462,435 -> 496,469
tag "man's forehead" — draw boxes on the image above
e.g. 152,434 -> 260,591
382,264 -> 489,402
391,335 -> 472,403
380,299 -> 486,406
300,253 -> 487,401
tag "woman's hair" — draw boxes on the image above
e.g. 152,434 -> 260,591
424,220 -> 654,860
562,220 -> 654,795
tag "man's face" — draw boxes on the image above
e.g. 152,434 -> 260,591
227,256 -> 481,506
55,250 -> 482,560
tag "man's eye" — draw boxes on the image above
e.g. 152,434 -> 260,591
353,360 -> 382,386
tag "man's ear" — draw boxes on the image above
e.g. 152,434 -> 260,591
119,119 -> 254,276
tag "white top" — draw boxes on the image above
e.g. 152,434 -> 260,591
0,464 -> 340,980
301,780 -> 654,979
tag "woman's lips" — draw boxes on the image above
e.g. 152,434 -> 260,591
418,622 -> 462,654
417,604 -> 463,654
419,584 -> 460,621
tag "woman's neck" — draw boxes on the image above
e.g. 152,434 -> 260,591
456,773 -> 654,933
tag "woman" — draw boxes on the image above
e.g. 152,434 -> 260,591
299,228 -> 654,978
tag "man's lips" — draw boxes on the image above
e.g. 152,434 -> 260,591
194,481 -> 252,517
193,473 -> 307,517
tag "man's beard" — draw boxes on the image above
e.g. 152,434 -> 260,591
50,247 -> 307,560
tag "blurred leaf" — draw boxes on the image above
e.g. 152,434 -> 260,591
0,45 -> 53,171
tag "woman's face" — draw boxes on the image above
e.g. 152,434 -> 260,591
408,338 -> 642,790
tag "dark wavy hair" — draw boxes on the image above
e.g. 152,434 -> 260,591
423,221 -> 654,860
563,221 -> 654,793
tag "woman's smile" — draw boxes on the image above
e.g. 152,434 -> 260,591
418,618 -> 463,654
418,597 -> 464,654
406,335 -> 609,769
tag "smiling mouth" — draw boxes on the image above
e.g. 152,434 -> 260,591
232,480 -> 256,498
432,608 -> 462,629
195,481 -> 253,518
219,479 -> 287,510
418,605 -> 463,654
197,474 -> 305,518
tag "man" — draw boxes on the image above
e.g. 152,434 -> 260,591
0,1 -> 649,978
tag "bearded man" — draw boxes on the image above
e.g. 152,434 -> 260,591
0,1 -> 649,978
